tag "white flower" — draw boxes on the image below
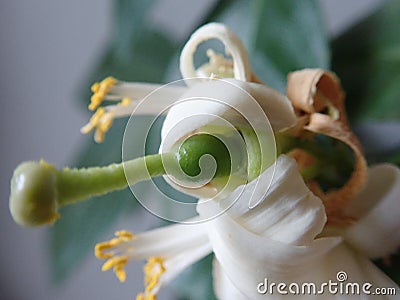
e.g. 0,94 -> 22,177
84,22 -> 400,299
7,13 -> 400,300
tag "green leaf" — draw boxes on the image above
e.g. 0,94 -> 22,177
49,0 -> 178,282
249,0 -> 329,91
332,0 -> 400,122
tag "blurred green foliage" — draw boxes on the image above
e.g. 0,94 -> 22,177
332,0 -> 400,122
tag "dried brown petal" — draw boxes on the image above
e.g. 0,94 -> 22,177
306,113 -> 367,224
286,69 -> 367,225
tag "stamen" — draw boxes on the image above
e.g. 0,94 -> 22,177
95,230 -> 135,282
101,255 -> 127,271
81,97 -> 133,142
136,257 -> 166,300
115,230 -> 134,239
89,77 -> 117,110
196,49 -> 234,79
180,22 -> 252,84
136,294 -> 156,300
120,97 -> 132,106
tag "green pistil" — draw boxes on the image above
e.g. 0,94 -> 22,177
9,155 -> 170,227
9,133 -> 240,227
57,154 -> 169,206
9,128 -> 288,227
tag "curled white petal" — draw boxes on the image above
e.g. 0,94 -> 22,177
345,163 -> 400,258
159,79 -> 296,199
199,181 -> 400,299
196,157 -> 400,299
213,259 -> 248,300
201,199 -> 341,299
180,23 -> 252,84
212,234 -> 399,299
210,155 -> 327,245
161,78 -> 296,152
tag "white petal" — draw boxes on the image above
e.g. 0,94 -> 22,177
118,220 -> 208,260
160,242 -> 212,288
213,259 -> 248,300
201,201 -> 341,299
198,155 -> 327,245
160,78 -> 296,151
345,163 -> 400,258
203,201 -> 400,299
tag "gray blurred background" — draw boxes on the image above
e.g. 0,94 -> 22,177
0,0 -> 384,299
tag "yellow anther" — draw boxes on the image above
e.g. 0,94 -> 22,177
115,230 -> 135,240
81,108 -> 116,143
99,113 -> 114,133
91,82 -> 100,93
89,76 -> 117,110
89,94 -> 103,111
136,293 -> 156,300
114,266 -> 127,283
120,97 -> 132,106
94,130 -> 106,143
101,256 -> 120,271
95,230 -> 135,259
92,107 -> 105,122
95,242 -> 115,259
136,257 -> 165,300
81,108 -> 105,134
143,257 -> 166,292
197,49 -> 234,79
95,237 -> 122,258
102,255 -> 127,272
95,230 -> 135,282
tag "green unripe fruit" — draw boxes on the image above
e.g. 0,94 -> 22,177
176,133 -> 231,179
9,160 -> 59,227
